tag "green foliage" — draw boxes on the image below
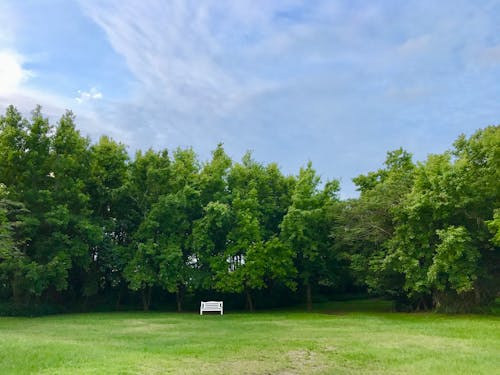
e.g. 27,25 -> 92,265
1,105 -> 497,313
428,226 -> 480,293
334,149 -> 415,300
487,209 -> 500,246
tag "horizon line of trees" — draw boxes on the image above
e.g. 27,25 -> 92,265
0,105 -> 498,314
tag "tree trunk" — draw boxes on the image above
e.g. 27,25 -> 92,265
306,283 -> 312,311
246,290 -> 254,312
12,272 -> 31,306
147,286 -> 152,309
176,285 -> 184,312
12,275 -> 21,305
115,284 -> 123,310
142,286 -> 151,311
82,295 -> 89,312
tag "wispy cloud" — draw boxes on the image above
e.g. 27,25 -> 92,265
79,1 -> 281,115
77,0 -> 296,153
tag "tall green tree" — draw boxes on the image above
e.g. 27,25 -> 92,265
211,186 -> 262,310
87,136 -> 130,305
334,149 -> 415,301
44,111 -> 100,304
388,126 -> 499,311
281,162 -> 339,310
0,107 -> 54,303
0,107 -> 97,304
132,149 -> 201,311
0,185 -> 29,301
205,154 -> 296,310
123,148 -> 171,310
190,145 -> 233,292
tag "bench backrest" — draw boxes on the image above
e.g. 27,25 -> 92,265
201,301 -> 223,310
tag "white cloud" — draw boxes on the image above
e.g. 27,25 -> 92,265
75,87 -> 103,103
0,50 -> 33,95
0,4 -> 69,117
0,48 -> 71,119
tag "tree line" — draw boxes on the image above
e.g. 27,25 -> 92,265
0,105 -> 498,313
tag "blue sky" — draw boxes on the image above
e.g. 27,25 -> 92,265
1,1 -> 500,197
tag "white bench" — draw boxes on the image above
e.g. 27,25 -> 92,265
200,301 -> 223,315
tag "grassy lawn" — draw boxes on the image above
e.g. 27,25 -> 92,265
0,299 -> 499,374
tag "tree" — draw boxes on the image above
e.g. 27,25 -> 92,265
0,185 -> 29,302
50,111 -> 99,300
0,107 -> 98,304
0,107 -> 55,303
387,126 -> 499,311
334,149 -> 416,301
123,148 -> 171,310
202,154 -> 296,310
211,187 -> 262,310
281,162 -> 339,310
126,148 -> 202,311
87,136 -> 130,306
133,184 -> 200,311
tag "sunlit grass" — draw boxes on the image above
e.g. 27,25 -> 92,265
0,300 -> 498,374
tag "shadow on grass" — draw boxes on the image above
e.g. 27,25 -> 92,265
313,298 -> 394,314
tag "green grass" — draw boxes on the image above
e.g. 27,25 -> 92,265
0,299 -> 499,374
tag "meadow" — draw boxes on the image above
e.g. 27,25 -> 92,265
0,300 -> 499,374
